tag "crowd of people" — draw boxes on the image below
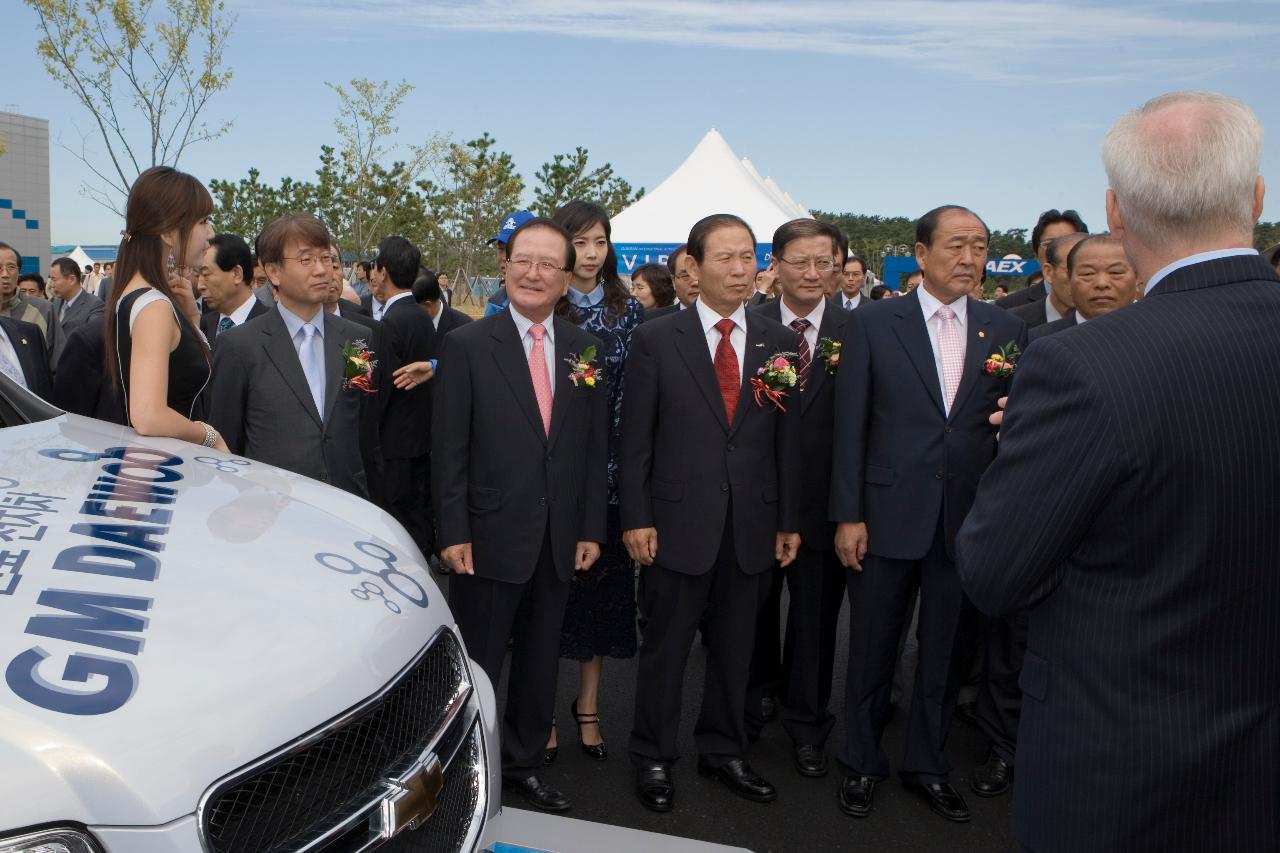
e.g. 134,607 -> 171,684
0,89 -> 1278,852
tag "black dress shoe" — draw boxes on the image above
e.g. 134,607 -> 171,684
697,758 -> 777,803
971,752 -> 1014,798
908,782 -> 970,822
793,743 -> 828,778
636,763 -> 674,812
954,701 -> 979,727
504,774 -> 572,813
838,775 -> 876,817
760,693 -> 778,723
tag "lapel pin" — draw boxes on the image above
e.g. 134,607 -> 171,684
978,330 -> 985,338
21,338 -> 28,345
754,342 -> 765,348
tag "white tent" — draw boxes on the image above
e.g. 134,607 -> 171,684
59,246 -> 94,270
610,129 -> 811,253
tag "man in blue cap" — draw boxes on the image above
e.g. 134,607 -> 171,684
483,209 -> 535,316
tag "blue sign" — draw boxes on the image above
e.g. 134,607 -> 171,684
614,243 -> 775,276
881,256 -> 1041,290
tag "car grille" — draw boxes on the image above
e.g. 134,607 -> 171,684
201,629 -> 472,853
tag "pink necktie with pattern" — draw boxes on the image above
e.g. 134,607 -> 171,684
936,305 -> 963,412
528,322 -> 553,435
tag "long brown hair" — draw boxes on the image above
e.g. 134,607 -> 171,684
551,200 -> 631,321
105,166 -> 214,385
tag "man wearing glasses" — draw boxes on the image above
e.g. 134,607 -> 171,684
207,214 -> 375,499
644,244 -> 698,320
433,217 -> 608,814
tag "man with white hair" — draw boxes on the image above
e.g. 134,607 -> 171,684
957,91 -> 1279,852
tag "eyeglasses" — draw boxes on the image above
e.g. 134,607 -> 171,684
0,263 -> 18,274
778,256 -> 836,274
508,257 -> 566,274
282,253 -> 336,267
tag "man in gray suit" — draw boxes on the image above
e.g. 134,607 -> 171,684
47,256 -> 104,368
206,214 -> 374,499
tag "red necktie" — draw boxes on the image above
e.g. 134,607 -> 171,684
714,318 -> 739,422
789,317 -> 812,390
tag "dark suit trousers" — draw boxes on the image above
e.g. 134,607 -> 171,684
838,520 -> 969,785
448,529 -> 569,779
977,610 -> 1027,765
383,454 -> 434,556
745,564 -> 785,736
779,544 -> 846,746
630,507 -> 769,767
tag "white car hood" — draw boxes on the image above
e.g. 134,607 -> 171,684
0,415 -> 457,829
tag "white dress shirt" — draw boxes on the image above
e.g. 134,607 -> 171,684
510,307 -> 556,394
1144,248 -> 1260,295
0,324 -> 29,389
383,291 -> 414,313
695,298 -> 746,384
430,304 -> 442,331
840,292 -> 862,311
917,286 -> 968,413
60,288 -> 83,323
222,293 -> 257,327
779,297 -> 825,354
1044,293 -> 1064,323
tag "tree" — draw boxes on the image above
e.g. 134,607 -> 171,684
532,146 -> 643,217
27,0 -> 234,213
1255,221 -> 1279,251
420,133 -> 524,279
326,78 -> 447,259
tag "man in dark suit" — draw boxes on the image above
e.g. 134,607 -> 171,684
748,219 -> 850,777
830,205 -> 1027,824
46,257 -> 104,369
206,215 -> 372,498
995,209 -> 1088,310
747,264 -> 776,306
958,91 -> 1279,853
373,235 -> 437,556
51,321 -> 125,423
412,269 -> 473,338
197,234 -> 268,347
434,217 -> 607,812
836,255 -> 869,311
642,244 -> 696,321
0,315 -> 52,399
1010,232 -> 1087,331
622,214 -> 801,812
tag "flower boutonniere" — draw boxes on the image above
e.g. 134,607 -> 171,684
342,339 -> 377,392
817,337 -> 841,373
751,352 -> 799,411
565,345 -> 599,388
982,342 -> 1021,379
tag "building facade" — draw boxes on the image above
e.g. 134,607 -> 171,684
0,112 -> 51,275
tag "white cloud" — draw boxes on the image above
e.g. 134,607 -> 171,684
265,0 -> 1279,82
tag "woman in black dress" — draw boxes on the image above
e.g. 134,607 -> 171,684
106,166 -> 226,450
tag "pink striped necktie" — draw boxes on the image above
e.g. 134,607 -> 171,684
528,322 -> 553,435
936,305 -> 963,412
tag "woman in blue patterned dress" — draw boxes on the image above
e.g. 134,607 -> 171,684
544,200 -> 643,762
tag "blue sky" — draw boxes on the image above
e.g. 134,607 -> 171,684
4,0 -> 1278,245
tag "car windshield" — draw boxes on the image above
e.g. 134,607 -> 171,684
0,372 -> 63,428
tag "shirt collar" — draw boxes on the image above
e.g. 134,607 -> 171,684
917,284 -> 968,326
277,302 -> 324,339
1075,311 -> 1088,325
64,289 -> 83,309
510,306 -> 555,343
842,292 -> 861,309
1144,248 -> 1260,295
567,282 -> 604,308
695,297 -> 747,336
779,297 -> 825,330
384,290 -> 414,310
225,293 -> 256,326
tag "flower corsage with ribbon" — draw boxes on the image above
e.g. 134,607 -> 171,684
751,352 -> 799,411
565,345 -> 599,388
817,337 -> 841,373
982,341 -> 1021,379
342,339 -> 377,393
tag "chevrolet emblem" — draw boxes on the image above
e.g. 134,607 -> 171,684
378,755 -> 445,837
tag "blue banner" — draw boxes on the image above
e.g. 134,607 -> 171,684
615,243 -> 775,276
882,255 -> 1040,289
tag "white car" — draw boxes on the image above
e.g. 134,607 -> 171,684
0,374 -> 501,852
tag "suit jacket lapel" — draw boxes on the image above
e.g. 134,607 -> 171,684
674,306 -> 730,432
491,310 -> 548,445
802,310 -> 844,414
891,290 -> 945,416
729,314 -> 769,435
547,318 -> 575,449
262,308 -> 323,427
948,299 -> 992,420
321,312 -> 346,427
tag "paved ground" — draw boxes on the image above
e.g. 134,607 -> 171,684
449,572 -> 1019,853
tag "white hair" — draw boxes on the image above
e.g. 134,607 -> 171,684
1102,91 -> 1262,249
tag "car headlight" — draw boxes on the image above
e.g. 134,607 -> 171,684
0,828 -> 101,853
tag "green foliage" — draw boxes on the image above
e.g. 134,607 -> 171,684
1255,221 -> 1279,251
532,147 -> 644,217
26,0 -> 234,212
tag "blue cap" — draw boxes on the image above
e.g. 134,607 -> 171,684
487,210 -> 535,245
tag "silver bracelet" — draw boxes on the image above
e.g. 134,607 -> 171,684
199,421 -> 218,448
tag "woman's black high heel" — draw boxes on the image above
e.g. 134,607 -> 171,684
572,698 -> 608,761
